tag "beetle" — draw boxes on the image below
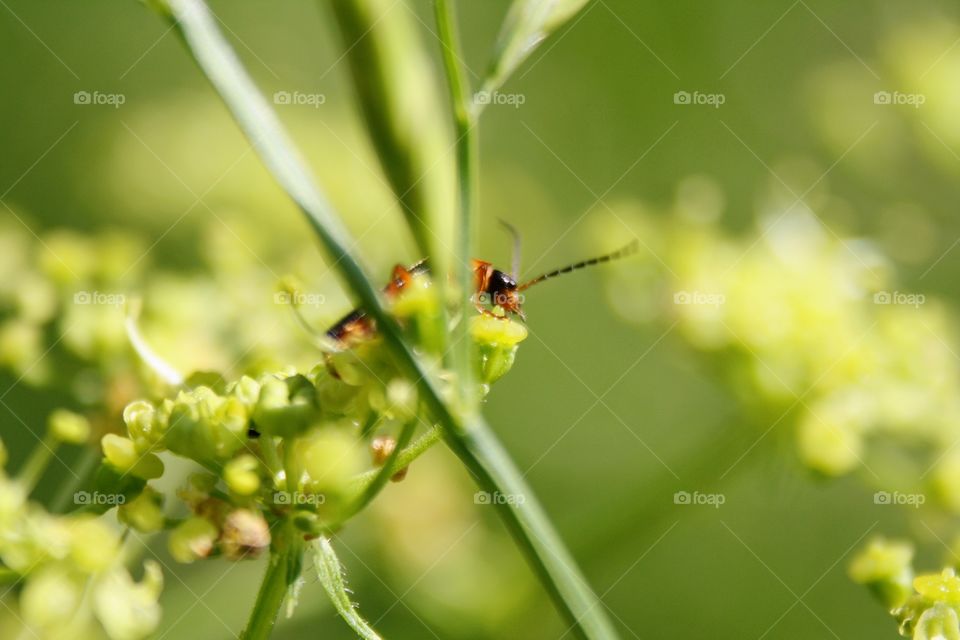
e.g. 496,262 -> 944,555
324,224 -> 639,347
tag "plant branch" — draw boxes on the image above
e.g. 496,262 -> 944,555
150,1 -> 617,637
434,0 -> 478,410
344,417 -> 417,520
241,526 -> 297,640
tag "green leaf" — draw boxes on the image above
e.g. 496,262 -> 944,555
482,0 -> 590,100
327,0 -> 455,261
314,537 -> 383,640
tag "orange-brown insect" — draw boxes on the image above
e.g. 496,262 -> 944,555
325,224 -> 639,347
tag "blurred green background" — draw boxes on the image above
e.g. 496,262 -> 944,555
3,0 -> 960,637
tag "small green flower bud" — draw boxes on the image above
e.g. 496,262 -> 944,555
230,375 -> 261,409
101,434 -> 137,469
0,437 -> 7,468
301,430 -> 365,496
252,375 -> 319,438
101,434 -> 164,480
914,602 -> 960,640
386,379 -> 417,420
169,517 -> 218,563
118,486 -> 165,533
220,509 -> 270,560
123,400 -> 166,453
165,387 -> 247,466
470,314 -> 528,385
916,568 -> 960,604
48,409 -> 90,444
93,560 -> 163,640
849,537 -> 914,608
20,566 -> 84,631
292,510 -> 322,536
68,515 -> 121,572
224,454 -> 261,496
470,313 -> 528,346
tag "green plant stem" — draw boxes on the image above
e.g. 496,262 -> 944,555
343,417 -> 416,520
432,4 -> 615,636
446,417 -> 619,639
350,424 -> 442,489
50,445 -> 99,513
259,435 -> 283,486
241,524 -> 298,640
17,433 -> 58,493
434,0 -> 478,411
152,2 -> 616,637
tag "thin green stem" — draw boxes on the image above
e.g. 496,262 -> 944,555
50,445 -> 99,513
444,417 -> 619,639
434,0 -> 478,411
432,4 -> 616,637
17,433 -> 58,493
241,524 -> 298,640
259,435 -> 283,486
345,418 -> 416,518
350,424 -> 442,490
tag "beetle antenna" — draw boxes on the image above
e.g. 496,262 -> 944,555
517,239 -> 639,291
498,219 -> 522,280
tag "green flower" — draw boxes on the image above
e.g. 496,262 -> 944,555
252,375 -> 320,438
48,409 -> 90,445
849,537 -> 914,608
169,517 -> 219,563
93,560 -> 163,640
165,387 -> 248,466
470,313 -> 527,385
